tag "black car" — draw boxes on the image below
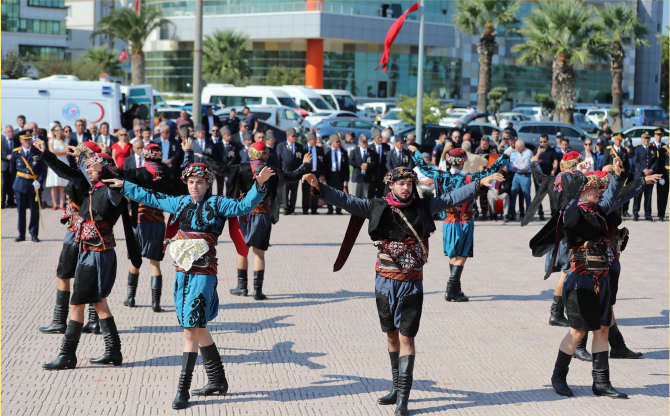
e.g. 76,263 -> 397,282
395,125 -> 455,154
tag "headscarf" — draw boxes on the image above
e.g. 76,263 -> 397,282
248,141 -> 269,178
559,151 -> 583,172
90,153 -> 119,176
583,170 -> 610,191
141,143 -> 163,161
77,141 -> 101,158
445,148 -> 467,166
181,163 -> 214,185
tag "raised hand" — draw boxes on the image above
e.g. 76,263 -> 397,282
33,138 -> 46,152
102,178 -> 124,188
256,166 -> 276,186
480,172 -> 505,188
303,152 -> 313,164
408,144 -> 419,153
67,145 -> 81,157
181,138 -> 193,151
301,173 -> 321,192
644,174 -> 662,185
613,157 -> 623,176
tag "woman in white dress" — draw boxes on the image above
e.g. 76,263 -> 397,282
45,125 -> 69,209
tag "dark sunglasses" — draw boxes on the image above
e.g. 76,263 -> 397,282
584,142 -> 592,146
118,133 -> 128,136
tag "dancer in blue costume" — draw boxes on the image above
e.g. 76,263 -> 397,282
409,145 -> 508,302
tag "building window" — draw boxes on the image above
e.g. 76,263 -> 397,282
27,0 -> 65,8
2,0 -> 66,34
19,45 -> 66,59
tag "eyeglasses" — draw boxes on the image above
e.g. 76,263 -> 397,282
118,133 -> 128,136
584,143 -> 592,146
212,129 -> 219,132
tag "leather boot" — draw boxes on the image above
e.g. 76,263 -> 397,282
445,265 -> 468,302
172,352 -> 198,409
191,343 -> 228,396
574,332 -> 593,362
43,320 -> 83,370
394,355 -> 414,416
609,323 -> 642,359
378,351 -> 399,405
90,317 -> 123,366
253,270 -> 267,300
81,304 -> 100,334
124,272 -> 139,307
151,275 -> 162,312
591,351 -> 628,399
548,296 -> 570,327
39,289 -> 70,334
551,350 -> 574,397
230,269 -> 248,296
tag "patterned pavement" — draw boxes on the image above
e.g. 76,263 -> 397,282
1,189 -> 668,415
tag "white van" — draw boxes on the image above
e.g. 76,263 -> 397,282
215,105 -> 304,130
119,84 -> 156,126
278,86 -> 334,115
0,76 -> 137,132
316,89 -> 358,113
202,85 -> 298,108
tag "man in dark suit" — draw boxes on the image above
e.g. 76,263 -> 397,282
349,134 -> 377,198
386,134 -> 414,172
201,106 -> 222,138
369,127 -> 390,198
123,139 -> 145,170
95,122 -> 118,155
69,119 -> 92,146
602,133 -> 631,216
2,125 -> 18,208
632,132 -> 658,221
10,133 -> 46,242
276,128 -> 304,215
222,108 -> 240,135
264,130 -> 281,169
213,126 -> 240,195
239,132 -> 254,163
652,129 -> 669,221
153,124 -> 183,174
324,133 -> 349,214
192,124 -> 214,163
301,132 -> 325,214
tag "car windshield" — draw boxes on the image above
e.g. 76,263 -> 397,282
645,109 -> 666,119
335,95 -> 357,112
312,97 -> 332,110
383,111 -> 399,120
277,97 -> 298,108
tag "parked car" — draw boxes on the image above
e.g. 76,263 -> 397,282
488,112 -> 532,129
573,113 -> 600,134
156,107 -> 185,122
366,101 -> 398,123
395,125 -> 455,154
442,111 -> 488,128
515,121 -> 594,152
316,89 -> 358,113
203,85 -> 298,108
614,126 -> 668,147
312,117 -> 382,140
622,106 -> 669,129
305,110 -> 358,127
379,108 -> 412,131
357,105 -> 378,122
585,108 -> 614,127
216,105 -> 304,130
511,106 -> 546,121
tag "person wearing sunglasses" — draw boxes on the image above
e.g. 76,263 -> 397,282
579,136 -> 602,172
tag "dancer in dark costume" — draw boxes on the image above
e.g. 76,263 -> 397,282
302,167 -> 503,416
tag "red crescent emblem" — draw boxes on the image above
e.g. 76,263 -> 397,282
87,102 -> 105,123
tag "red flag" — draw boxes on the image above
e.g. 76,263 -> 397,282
118,49 -> 127,61
375,2 -> 419,73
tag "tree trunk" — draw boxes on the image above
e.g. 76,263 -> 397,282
476,29 -> 498,121
552,56 -> 576,124
610,42 -> 625,131
131,50 -> 145,85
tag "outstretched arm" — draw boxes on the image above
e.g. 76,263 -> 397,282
113,181 -> 182,214
302,173 -> 371,218
468,153 -> 509,180
428,172 -> 504,214
281,162 -> 311,181
411,149 -> 445,181
215,181 -> 268,217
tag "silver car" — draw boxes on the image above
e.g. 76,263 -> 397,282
312,117 -> 383,140
515,121 -> 595,153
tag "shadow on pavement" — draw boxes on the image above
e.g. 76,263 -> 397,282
468,289 -> 554,302
118,315 -> 295,335
616,310 -> 669,328
221,341 -> 326,370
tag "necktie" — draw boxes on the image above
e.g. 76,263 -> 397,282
291,144 -> 295,155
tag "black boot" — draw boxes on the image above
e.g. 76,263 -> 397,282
609,323 -> 642,359
124,272 -> 138,307
230,269 -> 248,296
445,265 -> 468,302
549,296 -> 570,327
574,332 -> 593,362
191,343 -> 228,396
551,350 -> 574,397
591,351 -> 628,399
151,275 -> 162,312
39,289 -> 70,334
172,352 -> 198,409
394,355 -> 414,416
378,351 -> 399,405
43,320 -> 83,370
81,304 -> 100,334
253,270 -> 267,300
89,317 -> 123,366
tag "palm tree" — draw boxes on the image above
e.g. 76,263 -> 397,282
202,30 -> 252,85
512,0 -> 607,123
453,0 -> 520,117
596,3 -> 649,130
91,3 -> 171,85
82,46 -> 124,77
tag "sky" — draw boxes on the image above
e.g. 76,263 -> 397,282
664,1 -> 669,35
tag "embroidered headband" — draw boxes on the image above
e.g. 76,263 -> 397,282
445,148 -> 468,166
248,141 -> 269,161
559,151 -> 584,172
76,141 -> 100,158
181,163 -> 214,185
384,166 -> 418,184
583,170 -> 610,191
141,143 -> 163,161
90,153 -> 119,176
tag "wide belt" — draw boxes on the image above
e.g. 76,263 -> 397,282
17,172 -> 37,180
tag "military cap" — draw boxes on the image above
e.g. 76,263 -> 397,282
328,133 -> 340,145
371,127 -> 382,137
265,130 -> 275,139
194,124 -> 205,132
220,126 -> 230,135
285,127 -> 297,136
306,132 -> 316,141
242,132 -> 253,141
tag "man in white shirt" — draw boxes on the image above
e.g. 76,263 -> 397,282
124,139 -> 145,170
413,152 -> 436,198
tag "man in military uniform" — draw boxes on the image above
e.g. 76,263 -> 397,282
632,132 -> 658,221
652,129 -> 669,221
602,133 -> 631,216
10,133 -> 46,242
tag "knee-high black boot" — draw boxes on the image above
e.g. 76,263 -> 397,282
81,304 -> 100,334
151,275 -> 162,312
253,270 -> 267,300
549,295 -> 570,327
378,351 -> 399,405
394,355 -> 415,416
609,323 -> 642,359
124,272 -> 139,307
191,343 -> 228,396
551,350 -> 574,397
592,351 -> 628,399
574,332 -> 593,362
230,269 -> 248,296
90,317 -> 123,366
445,265 -> 468,302
43,320 -> 83,370
40,289 -> 70,334
172,352 -> 198,409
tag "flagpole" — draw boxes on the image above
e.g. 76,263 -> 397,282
415,0 -> 424,144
